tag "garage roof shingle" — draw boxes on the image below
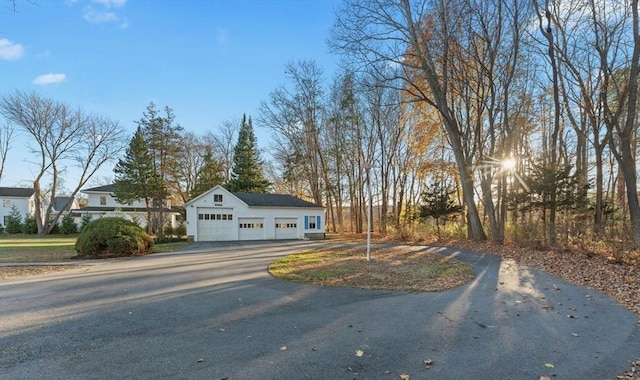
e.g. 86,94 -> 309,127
233,192 -> 321,208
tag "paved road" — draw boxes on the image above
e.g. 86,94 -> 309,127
1,241 -> 638,380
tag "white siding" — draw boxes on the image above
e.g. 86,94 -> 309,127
0,197 -> 32,226
185,186 -> 325,242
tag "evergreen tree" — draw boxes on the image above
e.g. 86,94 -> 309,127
226,114 -> 270,193
420,179 -> 463,240
191,147 -> 225,198
5,204 -> 22,234
113,126 -> 163,234
60,213 -> 78,234
137,102 -> 184,238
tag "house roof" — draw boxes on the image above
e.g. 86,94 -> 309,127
185,185 -> 323,209
0,187 -> 35,197
82,184 -> 115,193
72,206 -> 175,213
232,192 -> 321,208
52,197 -> 75,211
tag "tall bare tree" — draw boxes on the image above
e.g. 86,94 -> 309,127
0,123 -> 13,182
330,0 -> 487,240
0,90 -> 125,234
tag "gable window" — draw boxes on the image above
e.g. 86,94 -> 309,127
100,196 -> 107,206
214,194 -> 223,202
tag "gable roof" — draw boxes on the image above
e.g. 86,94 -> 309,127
82,184 -> 115,193
52,196 -> 76,211
233,192 -> 321,208
0,187 -> 35,197
184,185 -> 322,209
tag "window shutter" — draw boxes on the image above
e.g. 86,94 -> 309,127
317,215 -> 321,229
304,215 -> 309,229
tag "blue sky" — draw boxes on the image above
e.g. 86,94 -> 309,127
0,0 -> 341,188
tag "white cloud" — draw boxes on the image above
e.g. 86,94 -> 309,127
92,0 -> 126,7
0,39 -> 25,60
32,73 -> 67,85
83,4 -> 128,28
83,8 -> 118,23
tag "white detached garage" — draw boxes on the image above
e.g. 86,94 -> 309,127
184,186 -> 325,242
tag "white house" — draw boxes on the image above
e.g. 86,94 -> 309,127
0,187 -> 36,227
73,184 -> 179,229
184,185 -> 325,241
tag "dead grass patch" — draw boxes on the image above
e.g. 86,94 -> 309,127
269,246 -> 475,292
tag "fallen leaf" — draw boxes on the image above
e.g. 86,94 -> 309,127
280,346 -> 287,351
545,363 -> 555,368
355,349 -> 364,357
424,359 -> 433,368
539,377 -> 552,380
400,374 -> 410,380
571,332 -> 580,337
197,358 -> 204,363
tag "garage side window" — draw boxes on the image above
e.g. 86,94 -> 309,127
304,215 -> 321,230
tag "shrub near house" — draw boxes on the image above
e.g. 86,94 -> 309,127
75,217 -> 154,257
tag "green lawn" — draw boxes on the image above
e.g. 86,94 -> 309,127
0,235 -> 79,263
0,235 -> 191,263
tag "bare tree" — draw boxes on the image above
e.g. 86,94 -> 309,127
597,0 -> 640,248
0,123 -> 13,182
330,0 -> 487,240
209,119 -> 239,183
0,90 -> 125,234
259,60 -> 328,206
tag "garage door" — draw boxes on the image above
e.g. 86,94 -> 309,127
238,218 -> 265,240
197,208 -> 234,241
275,218 -> 298,240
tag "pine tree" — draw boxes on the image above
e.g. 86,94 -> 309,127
191,147 -> 225,199
420,179 -> 463,240
137,102 -> 184,238
60,212 -> 78,234
113,126 -> 163,234
5,204 -> 23,234
226,114 -> 270,193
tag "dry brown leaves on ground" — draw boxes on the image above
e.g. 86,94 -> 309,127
0,265 -> 76,281
450,240 -> 640,319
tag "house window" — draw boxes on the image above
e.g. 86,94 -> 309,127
3,199 -> 11,207
305,216 -> 321,230
100,196 -> 106,206
214,194 -> 223,202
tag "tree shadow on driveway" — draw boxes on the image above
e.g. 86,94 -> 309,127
0,242 -> 637,379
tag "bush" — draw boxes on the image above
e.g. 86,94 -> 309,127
75,217 -> 154,257
60,213 -> 78,234
21,216 -> 38,234
164,225 -> 174,237
175,222 -> 186,238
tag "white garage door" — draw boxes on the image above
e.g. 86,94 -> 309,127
197,208 -> 234,241
275,218 -> 298,240
238,218 -> 265,240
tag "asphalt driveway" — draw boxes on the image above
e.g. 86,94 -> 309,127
1,241 -> 638,380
